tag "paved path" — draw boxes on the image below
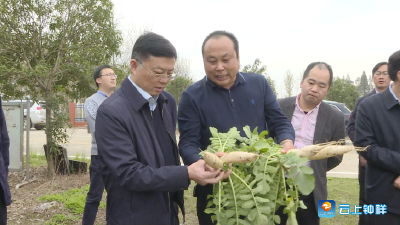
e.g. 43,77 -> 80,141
24,128 -> 359,178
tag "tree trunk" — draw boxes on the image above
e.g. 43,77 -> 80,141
45,91 -> 55,178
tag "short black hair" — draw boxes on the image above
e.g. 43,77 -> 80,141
372,62 -> 388,76
93,65 -> 111,87
131,32 -> 177,61
388,50 -> 400,82
302,62 -> 333,87
202,30 -> 239,59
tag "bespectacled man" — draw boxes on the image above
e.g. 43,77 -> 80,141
95,32 -> 230,225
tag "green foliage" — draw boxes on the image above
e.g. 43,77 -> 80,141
0,0 -> 122,174
242,58 -> 277,96
73,152 -> 91,164
202,126 -> 315,225
326,77 -> 360,110
38,185 -> 105,214
357,71 -> 371,96
45,214 -> 79,225
165,76 -> 194,104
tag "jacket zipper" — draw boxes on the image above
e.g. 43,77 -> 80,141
162,102 -> 178,216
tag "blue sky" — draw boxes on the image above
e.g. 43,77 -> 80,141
113,0 -> 400,97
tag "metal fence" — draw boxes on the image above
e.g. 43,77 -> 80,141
75,104 -> 85,122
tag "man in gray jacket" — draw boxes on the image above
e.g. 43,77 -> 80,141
277,62 -> 345,225
82,65 -> 117,225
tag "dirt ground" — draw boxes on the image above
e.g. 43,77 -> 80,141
6,167 -> 106,225
6,166 -> 199,225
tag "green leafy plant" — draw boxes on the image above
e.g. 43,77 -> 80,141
202,126 -> 315,225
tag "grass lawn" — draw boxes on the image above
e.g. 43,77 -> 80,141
323,177 -> 360,225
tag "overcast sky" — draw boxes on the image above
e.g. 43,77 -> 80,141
112,0 -> 400,97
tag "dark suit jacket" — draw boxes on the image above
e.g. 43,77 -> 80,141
96,78 -> 189,225
347,90 -> 376,142
278,97 -> 345,212
355,88 -> 400,215
0,96 -> 11,206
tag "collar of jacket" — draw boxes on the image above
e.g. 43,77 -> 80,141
382,87 -> 399,110
120,77 -> 168,111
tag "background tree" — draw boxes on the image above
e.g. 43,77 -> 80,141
116,24 -> 153,68
356,71 -> 371,95
242,58 -> 277,95
165,77 -> 194,105
346,74 -> 352,81
368,74 -> 374,92
326,77 -> 360,110
0,0 -> 122,176
283,70 -> 294,97
165,55 -> 193,104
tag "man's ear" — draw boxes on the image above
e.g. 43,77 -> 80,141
130,59 -> 139,74
96,77 -> 101,86
300,79 -> 304,88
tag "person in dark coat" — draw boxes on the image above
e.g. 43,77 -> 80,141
0,94 -> 11,225
95,32 -> 230,225
277,62 -> 345,225
355,50 -> 400,224
347,61 -> 390,225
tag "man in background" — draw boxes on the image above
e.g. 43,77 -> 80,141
82,65 -> 116,225
277,62 -> 345,224
355,50 -> 400,224
347,61 -> 390,224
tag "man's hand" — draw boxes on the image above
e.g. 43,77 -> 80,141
188,159 -> 231,186
280,139 -> 295,154
359,156 -> 367,167
394,175 -> 400,189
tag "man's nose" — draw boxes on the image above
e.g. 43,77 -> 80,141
310,85 -> 318,92
216,62 -> 224,70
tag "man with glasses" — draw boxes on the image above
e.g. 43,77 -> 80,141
95,32 -> 230,225
178,30 -> 295,225
355,50 -> 400,224
82,65 -> 116,225
347,62 -> 390,225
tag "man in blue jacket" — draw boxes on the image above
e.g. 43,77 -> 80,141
95,32 -> 230,225
355,50 -> 400,224
0,95 -> 11,225
178,30 -> 295,225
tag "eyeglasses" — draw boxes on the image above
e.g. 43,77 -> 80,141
374,71 -> 388,76
136,60 -> 175,80
101,73 -> 117,78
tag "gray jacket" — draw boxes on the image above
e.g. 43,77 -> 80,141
278,96 -> 345,212
84,92 -> 107,156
